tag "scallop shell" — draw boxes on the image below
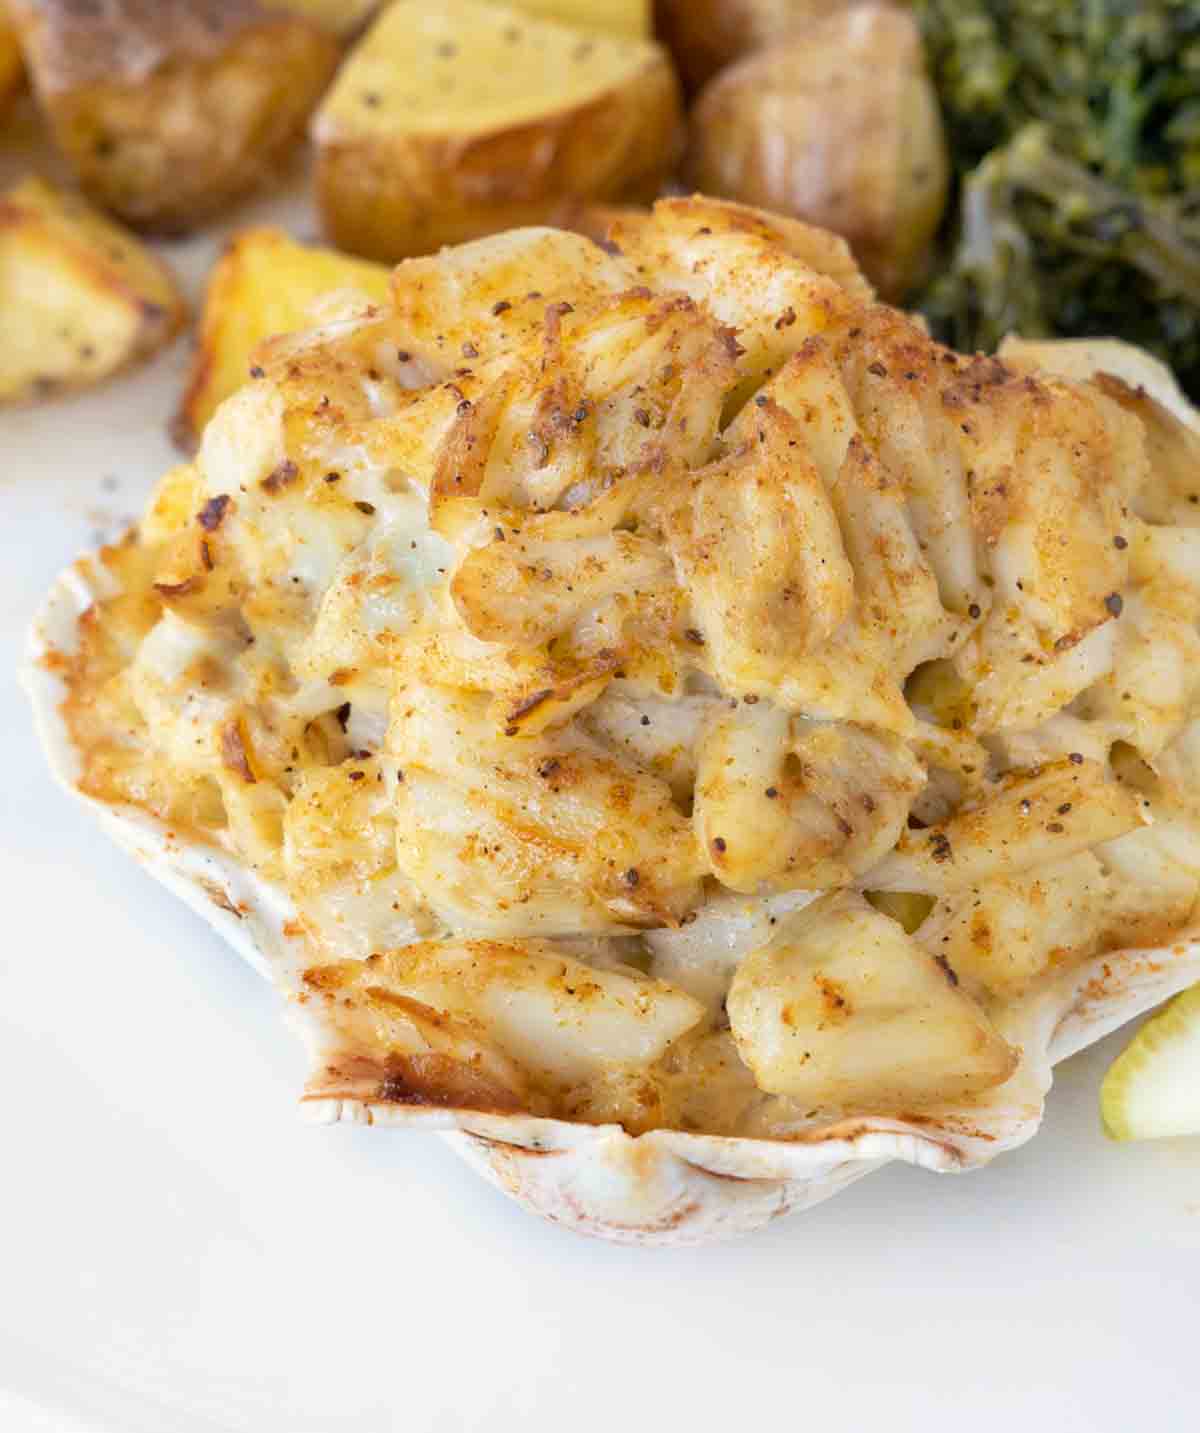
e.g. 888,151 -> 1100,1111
24,553 -> 1200,1245
24,339 -> 1200,1246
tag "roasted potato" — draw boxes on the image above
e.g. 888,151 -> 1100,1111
8,0 -> 340,232
685,4 -> 948,299
654,0 -> 855,92
266,0 -> 650,38
263,0 -> 382,33
0,176 -> 186,405
0,2 -> 22,119
512,0 -> 651,37
176,226 -> 391,446
313,0 -> 682,263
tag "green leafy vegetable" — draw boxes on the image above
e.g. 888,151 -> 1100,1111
912,0 -> 1200,396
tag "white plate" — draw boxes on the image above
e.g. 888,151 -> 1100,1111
3,147 -> 1200,1433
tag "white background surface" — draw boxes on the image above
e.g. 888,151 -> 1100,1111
2,126 -> 1199,1433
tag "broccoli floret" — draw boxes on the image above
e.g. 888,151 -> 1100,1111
913,0 -> 1200,396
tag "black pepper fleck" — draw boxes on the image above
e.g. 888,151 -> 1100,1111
197,494 -> 230,531
934,954 -> 959,987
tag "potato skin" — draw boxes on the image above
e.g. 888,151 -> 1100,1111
654,0 -> 855,93
0,3 -> 22,119
685,4 -> 948,299
262,0 -> 381,34
10,0 -> 339,232
313,57 -> 679,266
315,53 -> 682,263
0,175 -> 186,404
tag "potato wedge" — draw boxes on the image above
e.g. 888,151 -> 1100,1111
0,2 -> 23,119
9,0 -> 339,232
0,176 -> 186,405
685,4 -> 948,299
313,0 -> 682,262
654,0 -> 854,92
177,226 -> 391,447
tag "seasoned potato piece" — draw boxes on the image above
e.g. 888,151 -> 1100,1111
686,5 -> 948,299
303,938 -> 704,1101
0,176 -> 185,405
728,892 -> 1017,1107
10,0 -> 339,231
176,227 -> 391,447
263,0 -> 381,34
654,0 -> 852,92
0,3 -> 22,118
312,0 -> 682,262
271,0 -> 652,40
510,0 -> 650,37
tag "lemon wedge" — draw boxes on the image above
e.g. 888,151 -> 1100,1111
1101,985 -> 1200,1140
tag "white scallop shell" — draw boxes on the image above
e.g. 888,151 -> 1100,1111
24,339 -> 1200,1245
24,553 -> 1200,1245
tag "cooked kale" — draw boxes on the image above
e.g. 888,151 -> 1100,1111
912,0 -> 1200,396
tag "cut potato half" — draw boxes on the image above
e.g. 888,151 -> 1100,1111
266,0 -> 649,39
176,226 -> 391,447
509,0 -> 650,37
0,176 -> 186,405
313,0 -> 681,261
1101,984 -> 1200,1141
10,0 -> 339,232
